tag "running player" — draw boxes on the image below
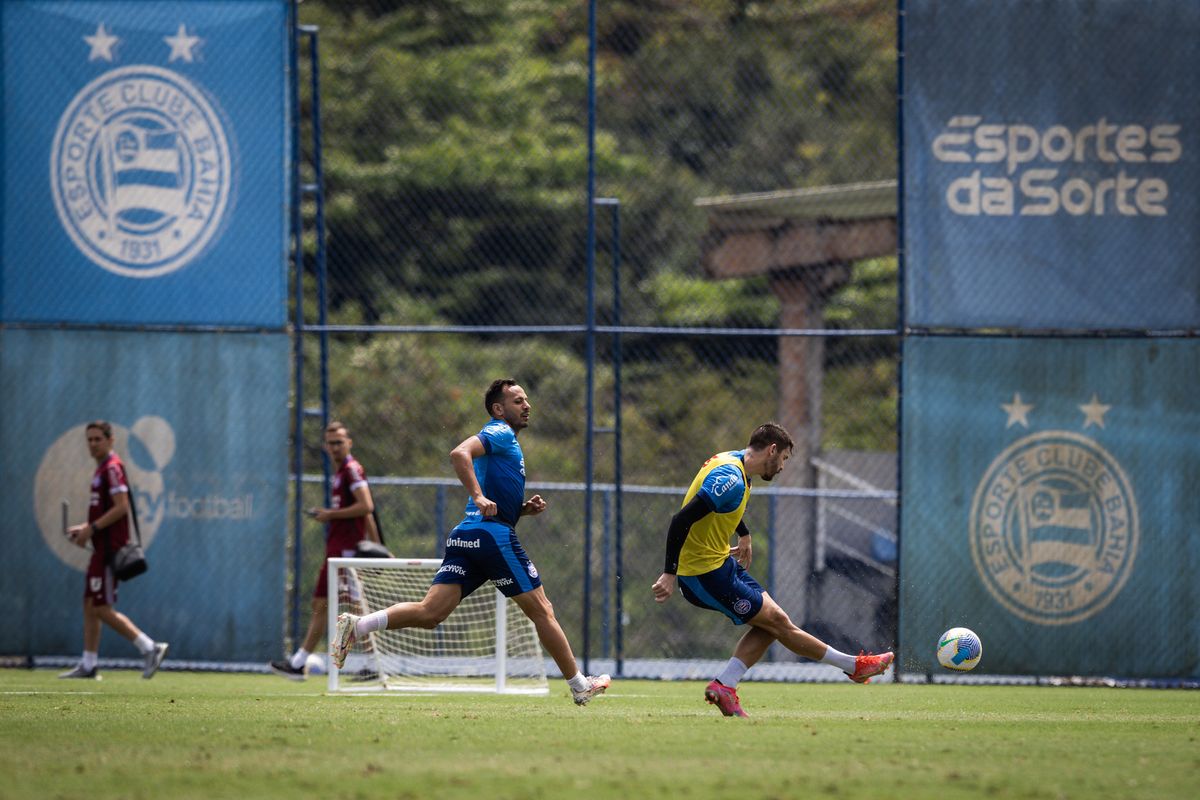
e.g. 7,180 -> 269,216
331,379 -> 610,705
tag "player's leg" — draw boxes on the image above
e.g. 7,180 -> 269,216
83,596 -> 104,652
732,624 -> 777,668
71,597 -> 104,678
510,587 -> 609,705
509,586 -> 576,677
62,558 -> 109,678
745,594 -> 827,660
749,592 -> 893,683
331,583 -> 464,669
677,561 -> 766,716
495,524 -> 609,705
92,600 -> 169,679
478,523 -> 608,704
270,595 -> 328,680
380,582 -> 463,629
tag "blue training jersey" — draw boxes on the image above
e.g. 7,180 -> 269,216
460,418 -> 527,527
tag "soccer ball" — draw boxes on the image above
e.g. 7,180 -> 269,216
936,627 -> 982,671
305,652 -> 327,675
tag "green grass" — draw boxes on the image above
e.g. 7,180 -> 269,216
2,669 -> 1198,800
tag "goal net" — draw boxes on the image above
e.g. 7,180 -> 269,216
325,558 -> 548,694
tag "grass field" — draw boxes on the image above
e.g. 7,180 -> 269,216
2,668 -> 1198,800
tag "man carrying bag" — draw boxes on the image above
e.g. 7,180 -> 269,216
61,420 -> 168,680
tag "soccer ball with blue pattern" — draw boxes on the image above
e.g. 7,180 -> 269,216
936,627 -> 982,671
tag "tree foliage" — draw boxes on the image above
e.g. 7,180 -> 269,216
295,0 -> 899,479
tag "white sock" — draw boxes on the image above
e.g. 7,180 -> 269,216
820,645 -> 856,673
566,672 -> 590,692
356,610 -> 389,637
715,657 -> 748,688
82,651 -> 98,671
290,648 -> 310,670
133,633 -> 155,655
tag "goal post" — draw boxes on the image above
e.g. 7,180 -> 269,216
325,557 -> 548,695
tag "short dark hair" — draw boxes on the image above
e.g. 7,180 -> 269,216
747,422 -> 793,452
86,420 -> 113,439
325,421 -> 350,437
484,379 -> 518,416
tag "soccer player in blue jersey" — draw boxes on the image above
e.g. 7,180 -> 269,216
331,379 -> 610,705
651,422 -> 893,717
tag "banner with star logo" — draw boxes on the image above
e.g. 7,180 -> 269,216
1,1 -> 290,326
900,337 -> 1200,677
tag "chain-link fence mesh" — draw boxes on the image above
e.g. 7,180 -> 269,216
2,1 -> 292,664
291,0 -> 898,674
898,0 -> 1199,680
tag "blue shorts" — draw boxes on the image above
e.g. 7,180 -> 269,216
678,557 -> 764,625
431,521 -> 542,599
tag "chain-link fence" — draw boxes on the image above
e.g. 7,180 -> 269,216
291,0 -> 899,676
2,1 -> 292,664
899,0 -> 1199,680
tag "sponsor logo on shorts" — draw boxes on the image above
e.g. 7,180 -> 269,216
733,598 -> 752,616
437,564 -> 466,577
89,577 -> 103,593
493,577 -> 514,587
445,536 -> 481,549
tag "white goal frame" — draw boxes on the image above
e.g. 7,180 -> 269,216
326,557 -> 548,695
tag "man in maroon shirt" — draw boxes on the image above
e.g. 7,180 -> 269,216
61,421 -> 169,680
270,421 -> 382,680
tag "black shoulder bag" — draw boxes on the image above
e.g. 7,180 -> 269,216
110,487 -> 149,581
355,508 -> 391,558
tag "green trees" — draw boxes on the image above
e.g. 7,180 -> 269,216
296,0 -> 898,479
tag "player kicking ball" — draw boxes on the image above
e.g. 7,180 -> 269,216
651,422 -> 893,717
331,379 -> 609,706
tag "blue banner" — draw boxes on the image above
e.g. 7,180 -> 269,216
900,337 -> 1200,677
904,0 -> 1200,330
1,0 -> 289,326
0,328 -> 289,661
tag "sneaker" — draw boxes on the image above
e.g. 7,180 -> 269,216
571,674 -> 611,706
330,613 -> 358,669
704,679 -> 748,717
846,650 -> 894,684
58,665 -> 101,680
142,642 -> 169,679
268,658 -> 308,681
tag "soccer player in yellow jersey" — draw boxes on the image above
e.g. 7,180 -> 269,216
651,422 -> 893,717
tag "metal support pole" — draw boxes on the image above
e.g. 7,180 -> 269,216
596,197 -> 623,675
288,6 -> 305,648
301,26 -> 332,507
582,0 -> 598,676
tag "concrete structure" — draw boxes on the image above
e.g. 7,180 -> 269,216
694,181 -> 897,650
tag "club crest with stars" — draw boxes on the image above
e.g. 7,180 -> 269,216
968,391 -> 1138,626
50,21 -> 231,278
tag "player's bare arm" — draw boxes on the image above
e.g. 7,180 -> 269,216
520,494 -> 547,516
363,508 -> 384,545
450,434 -> 496,516
67,491 -> 129,546
313,484 -> 374,523
730,519 -> 753,568
652,573 -> 676,602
